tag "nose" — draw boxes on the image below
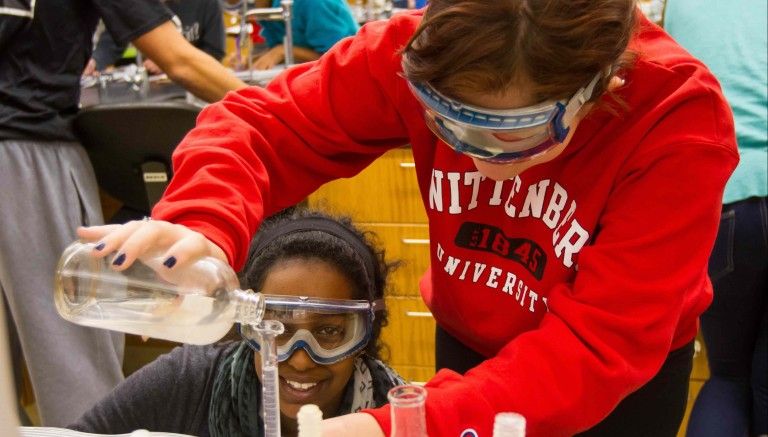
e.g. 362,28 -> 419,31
284,347 -> 319,371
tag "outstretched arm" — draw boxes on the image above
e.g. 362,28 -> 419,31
133,21 -> 247,102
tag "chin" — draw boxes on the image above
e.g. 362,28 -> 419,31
281,404 -> 300,420
471,158 -> 526,181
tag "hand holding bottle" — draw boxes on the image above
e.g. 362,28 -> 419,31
55,220 -> 266,345
77,219 -> 228,272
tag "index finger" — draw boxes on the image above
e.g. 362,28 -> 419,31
77,224 -> 125,241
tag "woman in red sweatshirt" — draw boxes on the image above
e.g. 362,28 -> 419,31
81,1 -> 738,435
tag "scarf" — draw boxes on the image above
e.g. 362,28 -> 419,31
209,342 -> 404,437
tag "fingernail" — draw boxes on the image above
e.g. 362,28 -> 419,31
94,242 -> 106,251
112,253 -> 126,266
163,256 -> 177,268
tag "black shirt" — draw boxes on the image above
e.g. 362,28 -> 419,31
93,0 -> 225,70
0,0 -> 172,141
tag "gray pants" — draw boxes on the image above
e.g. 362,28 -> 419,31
0,140 -> 124,426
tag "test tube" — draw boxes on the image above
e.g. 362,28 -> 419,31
254,320 -> 285,437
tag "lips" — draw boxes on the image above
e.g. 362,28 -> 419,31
492,132 -> 527,142
280,376 -> 324,403
285,379 -> 317,390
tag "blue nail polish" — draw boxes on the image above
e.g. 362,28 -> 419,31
112,253 -> 126,266
94,242 -> 106,251
163,256 -> 177,268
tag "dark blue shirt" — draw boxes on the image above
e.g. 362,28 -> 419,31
93,0 -> 225,71
0,0 -> 172,141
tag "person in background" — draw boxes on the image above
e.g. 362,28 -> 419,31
664,1 -> 768,436
0,0 -> 246,426
249,0 -> 358,70
87,0 -> 227,75
77,1 -> 738,436
69,209 -> 403,437
393,0 -> 428,9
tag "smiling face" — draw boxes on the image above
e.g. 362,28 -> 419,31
253,257 -> 358,432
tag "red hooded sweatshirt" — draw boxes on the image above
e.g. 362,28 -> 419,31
153,10 -> 738,436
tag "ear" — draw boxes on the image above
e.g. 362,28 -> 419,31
606,75 -> 625,92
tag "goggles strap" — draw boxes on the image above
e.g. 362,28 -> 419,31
561,70 -> 605,128
370,299 -> 385,319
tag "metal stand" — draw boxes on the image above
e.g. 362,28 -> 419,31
236,0 -> 294,83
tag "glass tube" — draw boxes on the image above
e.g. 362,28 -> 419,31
255,320 -> 284,437
388,384 -> 428,437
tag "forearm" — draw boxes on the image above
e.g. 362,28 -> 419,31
290,45 -> 321,63
133,21 -> 247,102
164,49 -> 247,102
321,413 -> 384,437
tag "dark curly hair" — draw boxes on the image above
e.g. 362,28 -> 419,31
238,207 -> 397,361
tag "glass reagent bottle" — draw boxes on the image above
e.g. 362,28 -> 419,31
54,241 -> 266,344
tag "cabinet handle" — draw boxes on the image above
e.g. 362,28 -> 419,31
405,311 -> 433,318
399,162 -> 416,168
402,238 -> 429,245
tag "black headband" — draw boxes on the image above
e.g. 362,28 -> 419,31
248,216 -> 378,299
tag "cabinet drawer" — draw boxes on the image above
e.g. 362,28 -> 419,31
381,297 -> 436,371
308,148 -> 427,224
361,224 -> 430,297
391,365 -> 436,386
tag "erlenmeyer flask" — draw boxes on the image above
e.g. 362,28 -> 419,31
54,241 -> 265,344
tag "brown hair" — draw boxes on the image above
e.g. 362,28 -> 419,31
402,0 -> 637,103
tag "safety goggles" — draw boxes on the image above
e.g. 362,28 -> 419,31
407,71 -> 603,163
240,295 -> 384,365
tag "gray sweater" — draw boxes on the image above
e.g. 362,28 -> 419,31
69,343 -> 237,437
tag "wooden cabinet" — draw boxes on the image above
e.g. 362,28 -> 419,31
307,148 -> 427,224
307,147 -> 436,383
360,224 -> 429,298
381,297 -> 436,384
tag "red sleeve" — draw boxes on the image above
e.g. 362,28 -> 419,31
367,77 -> 738,436
151,15 -> 418,269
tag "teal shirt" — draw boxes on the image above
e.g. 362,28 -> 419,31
259,0 -> 359,54
665,0 -> 768,203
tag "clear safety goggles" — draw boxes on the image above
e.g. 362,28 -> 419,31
407,71 -> 603,163
240,295 -> 384,365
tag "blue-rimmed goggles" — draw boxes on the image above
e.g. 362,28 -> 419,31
407,71 -> 603,163
240,295 -> 384,365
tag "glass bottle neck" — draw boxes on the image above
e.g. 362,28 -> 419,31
232,289 -> 266,325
